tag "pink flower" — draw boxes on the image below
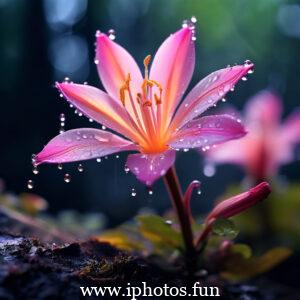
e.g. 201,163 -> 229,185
205,90 -> 300,181
35,20 -> 252,185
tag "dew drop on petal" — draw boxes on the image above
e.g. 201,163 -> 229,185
77,164 -> 84,172
191,16 -> 197,23
58,164 -> 63,170
124,166 -> 130,173
96,158 -> 102,163
89,118 -> 93,123
102,125 -> 106,130
165,220 -> 173,225
64,173 -> 71,183
94,59 -> 99,65
108,29 -> 116,40
197,188 -> 202,195
115,155 -> 119,159
241,76 -> 248,81
27,180 -> 34,189
222,98 -> 226,102
131,188 -> 136,197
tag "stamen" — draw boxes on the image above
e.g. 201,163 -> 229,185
143,55 -> 151,79
119,73 -> 131,106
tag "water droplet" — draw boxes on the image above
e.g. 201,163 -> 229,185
32,166 -> 39,175
95,30 -> 101,37
77,164 -> 84,172
89,118 -> 93,122
102,125 -> 106,130
58,164 -> 63,170
31,154 -> 37,166
230,86 -> 235,92
244,59 -> 252,67
241,76 -> 247,81
108,29 -> 116,40
83,81 -> 88,85
191,16 -> 197,23
64,77 -> 70,83
131,188 -> 136,197
165,220 -> 173,225
59,113 -> 65,122
59,93 -> 64,98
115,155 -> 119,159
203,164 -> 216,177
64,174 -> 71,183
197,188 -> 202,195
27,180 -> 34,189
147,187 -> 153,195
96,158 -> 102,163
124,166 -> 130,173
94,59 -> 99,64
222,98 -> 226,102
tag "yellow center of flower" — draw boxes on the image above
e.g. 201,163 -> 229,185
119,55 -> 169,153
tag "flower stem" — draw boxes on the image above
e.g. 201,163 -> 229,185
163,166 -> 197,272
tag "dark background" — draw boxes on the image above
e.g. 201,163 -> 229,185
1,0 -> 299,226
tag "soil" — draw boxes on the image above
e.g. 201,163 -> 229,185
0,212 -> 299,299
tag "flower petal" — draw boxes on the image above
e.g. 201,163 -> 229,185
245,90 -> 282,129
281,108 -> 300,144
171,64 -> 253,131
35,128 -> 138,165
168,115 -> 246,150
126,150 -> 176,185
206,182 -> 271,222
57,83 -> 142,142
150,27 -> 195,130
95,33 -> 144,122
205,139 -> 247,165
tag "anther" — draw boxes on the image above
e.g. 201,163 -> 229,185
143,55 -> 151,79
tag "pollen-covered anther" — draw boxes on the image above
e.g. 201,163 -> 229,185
119,73 -> 131,106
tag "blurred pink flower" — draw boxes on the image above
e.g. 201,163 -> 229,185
206,90 -> 300,181
35,21 -> 252,185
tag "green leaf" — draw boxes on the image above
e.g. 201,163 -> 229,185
230,244 -> 252,259
137,214 -> 183,252
212,218 -> 239,239
221,247 -> 292,281
97,229 -> 143,252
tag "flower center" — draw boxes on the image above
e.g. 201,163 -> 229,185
119,55 -> 169,153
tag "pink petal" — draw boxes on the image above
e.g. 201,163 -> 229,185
206,182 -> 271,222
35,128 -> 138,165
57,83 -> 141,142
171,63 -> 254,130
245,90 -> 282,129
149,27 -> 195,130
95,33 -> 143,121
168,115 -> 246,150
281,108 -> 300,144
205,138 -> 247,165
126,151 -> 176,185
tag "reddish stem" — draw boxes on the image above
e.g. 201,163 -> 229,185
183,180 -> 201,222
163,166 -> 197,271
